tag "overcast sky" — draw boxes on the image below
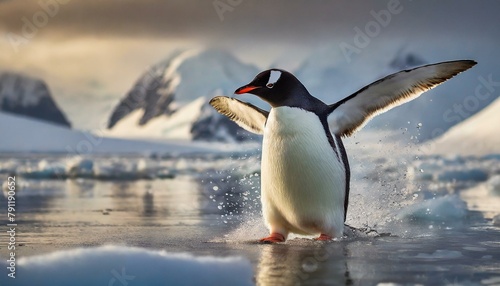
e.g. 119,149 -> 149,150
1,0 -> 499,128
2,1 -> 500,44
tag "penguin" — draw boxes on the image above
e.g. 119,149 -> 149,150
209,60 -> 476,243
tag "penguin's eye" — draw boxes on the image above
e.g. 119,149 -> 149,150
266,83 -> 274,88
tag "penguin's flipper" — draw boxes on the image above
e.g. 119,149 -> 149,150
328,60 -> 477,137
209,96 -> 269,135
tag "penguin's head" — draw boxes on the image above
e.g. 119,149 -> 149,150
234,69 -> 309,107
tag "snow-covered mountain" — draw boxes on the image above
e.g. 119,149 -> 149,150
293,46 -> 406,104
108,46 -> 483,143
107,49 -> 261,142
107,96 -> 260,142
0,72 -> 71,127
293,47 -> 481,141
428,97 -> 500,156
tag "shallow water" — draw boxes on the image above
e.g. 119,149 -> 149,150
1,152 -> 500,285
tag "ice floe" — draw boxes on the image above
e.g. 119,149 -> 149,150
0,245 -> 253,286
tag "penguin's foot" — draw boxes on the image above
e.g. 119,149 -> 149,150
315,234 -> 333,241
259,233 -> 286,244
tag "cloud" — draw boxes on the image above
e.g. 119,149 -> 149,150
1,0 -> 499,46
1,0 -> 205,38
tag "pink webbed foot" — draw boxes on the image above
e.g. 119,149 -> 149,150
314,234 -> 333,241
259,233 -> 286,244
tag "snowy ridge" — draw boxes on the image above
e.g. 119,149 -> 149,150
293,46 -> 424,104
0,71 -> 71,127
106,96 -> 258,142
108,96 -> 207,140
106,46 -> 483,142
107,50 -> 184,129
294,46 -> 481,141
107,48 -> 260,142
428,96 -> 500,155
0,111 -> 213,154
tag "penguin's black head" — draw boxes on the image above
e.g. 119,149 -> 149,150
234,69 -> 311,108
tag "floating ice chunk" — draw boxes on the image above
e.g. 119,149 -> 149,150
18,160 -> 66,179
493,214 -> 500,226
94,161 -> 134,180
462,246 -> 487,252
174,158 -> 196,174
414,249 -> 463,259
0,159 -> 18,174
436,168 -> 488,182
481,276 -> 500,285
0,245 -> 253,286
135,158 -> 158,177
486,175 -> 500,196
397,195 -> 469,222
65,157 -> 94,178
2,180 -> 14,197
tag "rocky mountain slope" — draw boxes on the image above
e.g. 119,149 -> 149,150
0,72 -> 71,127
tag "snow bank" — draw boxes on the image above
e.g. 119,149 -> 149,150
428,97 -> 500,156
408,155 -> 496,183
0,111 -> 212,154
1,149 -> 261,181
0,246 -> 253,286
493,214 -> 500,226
436,168 -> 489,182
107,96 -> 207,140
486,175 -> 500,196
396,195 -> 469,223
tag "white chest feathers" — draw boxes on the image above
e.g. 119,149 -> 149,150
261,106 -> 346,237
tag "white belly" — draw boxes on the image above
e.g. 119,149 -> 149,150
261,107 -> 346,237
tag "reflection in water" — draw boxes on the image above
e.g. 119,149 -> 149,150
142,188 -> 155,216
2,179 -> 64,216
66,179 -> 95,198
5,177 -> 232,227
110,181 -> 133,199
256,242 -> 353,285
1,167 -> 258,227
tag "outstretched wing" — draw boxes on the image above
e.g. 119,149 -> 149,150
209,96 -> 269,135
328,60 -> 477,137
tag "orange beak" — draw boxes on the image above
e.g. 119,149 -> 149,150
234,85 -> 258,94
